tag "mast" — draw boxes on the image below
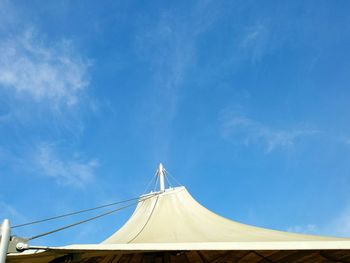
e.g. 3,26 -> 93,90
0,219 -> 10,263
157,163 -> 165,192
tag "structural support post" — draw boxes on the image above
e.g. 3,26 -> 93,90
0,219 -> 10,263
157,163 -> 165,192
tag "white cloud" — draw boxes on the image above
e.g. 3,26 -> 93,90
287,204 -> 350,238
33,143 -> 98,188
133,11 -> 202,160
327,205 -> 350,237
0,30 -> 89,108
241,25 -> 266,47
240,24 -> 269,63
222,116 -> 318,153
287,224 -> 319,235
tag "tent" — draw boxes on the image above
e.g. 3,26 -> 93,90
4,164 -> 350,262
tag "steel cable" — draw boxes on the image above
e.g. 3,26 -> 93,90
13,192 -> 157,229
28,193 -> 159,240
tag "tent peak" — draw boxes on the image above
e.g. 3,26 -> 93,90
156,163 -> 165,191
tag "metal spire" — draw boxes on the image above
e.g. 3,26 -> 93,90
157,163 -> 165,192
0,219 -> 10,263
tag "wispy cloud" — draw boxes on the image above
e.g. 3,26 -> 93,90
287,224 -> 319,235
287,203 -> 350,238
0,30 -> 90,108
240,24 -> 269,63
221,116 -> 318,153
134,12 -> 196,115
32,143 -> 98,188
327,204 -> 350,237
133,4 -> 217,160
241,24 -> 267,47
0,3 -> 96,193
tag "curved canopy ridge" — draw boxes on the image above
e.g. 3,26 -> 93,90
103,186 -> 345,244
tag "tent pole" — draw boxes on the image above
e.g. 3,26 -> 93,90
158,163 -> 165,192
0,219 -> 10,263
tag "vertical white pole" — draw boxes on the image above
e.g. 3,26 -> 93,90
0,219 -> 10,263
158,163 -> 165,192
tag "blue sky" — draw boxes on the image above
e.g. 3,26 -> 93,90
1,0 -> 350,246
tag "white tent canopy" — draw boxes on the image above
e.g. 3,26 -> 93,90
104,186 -> 345,244
6,164 -> 350,262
